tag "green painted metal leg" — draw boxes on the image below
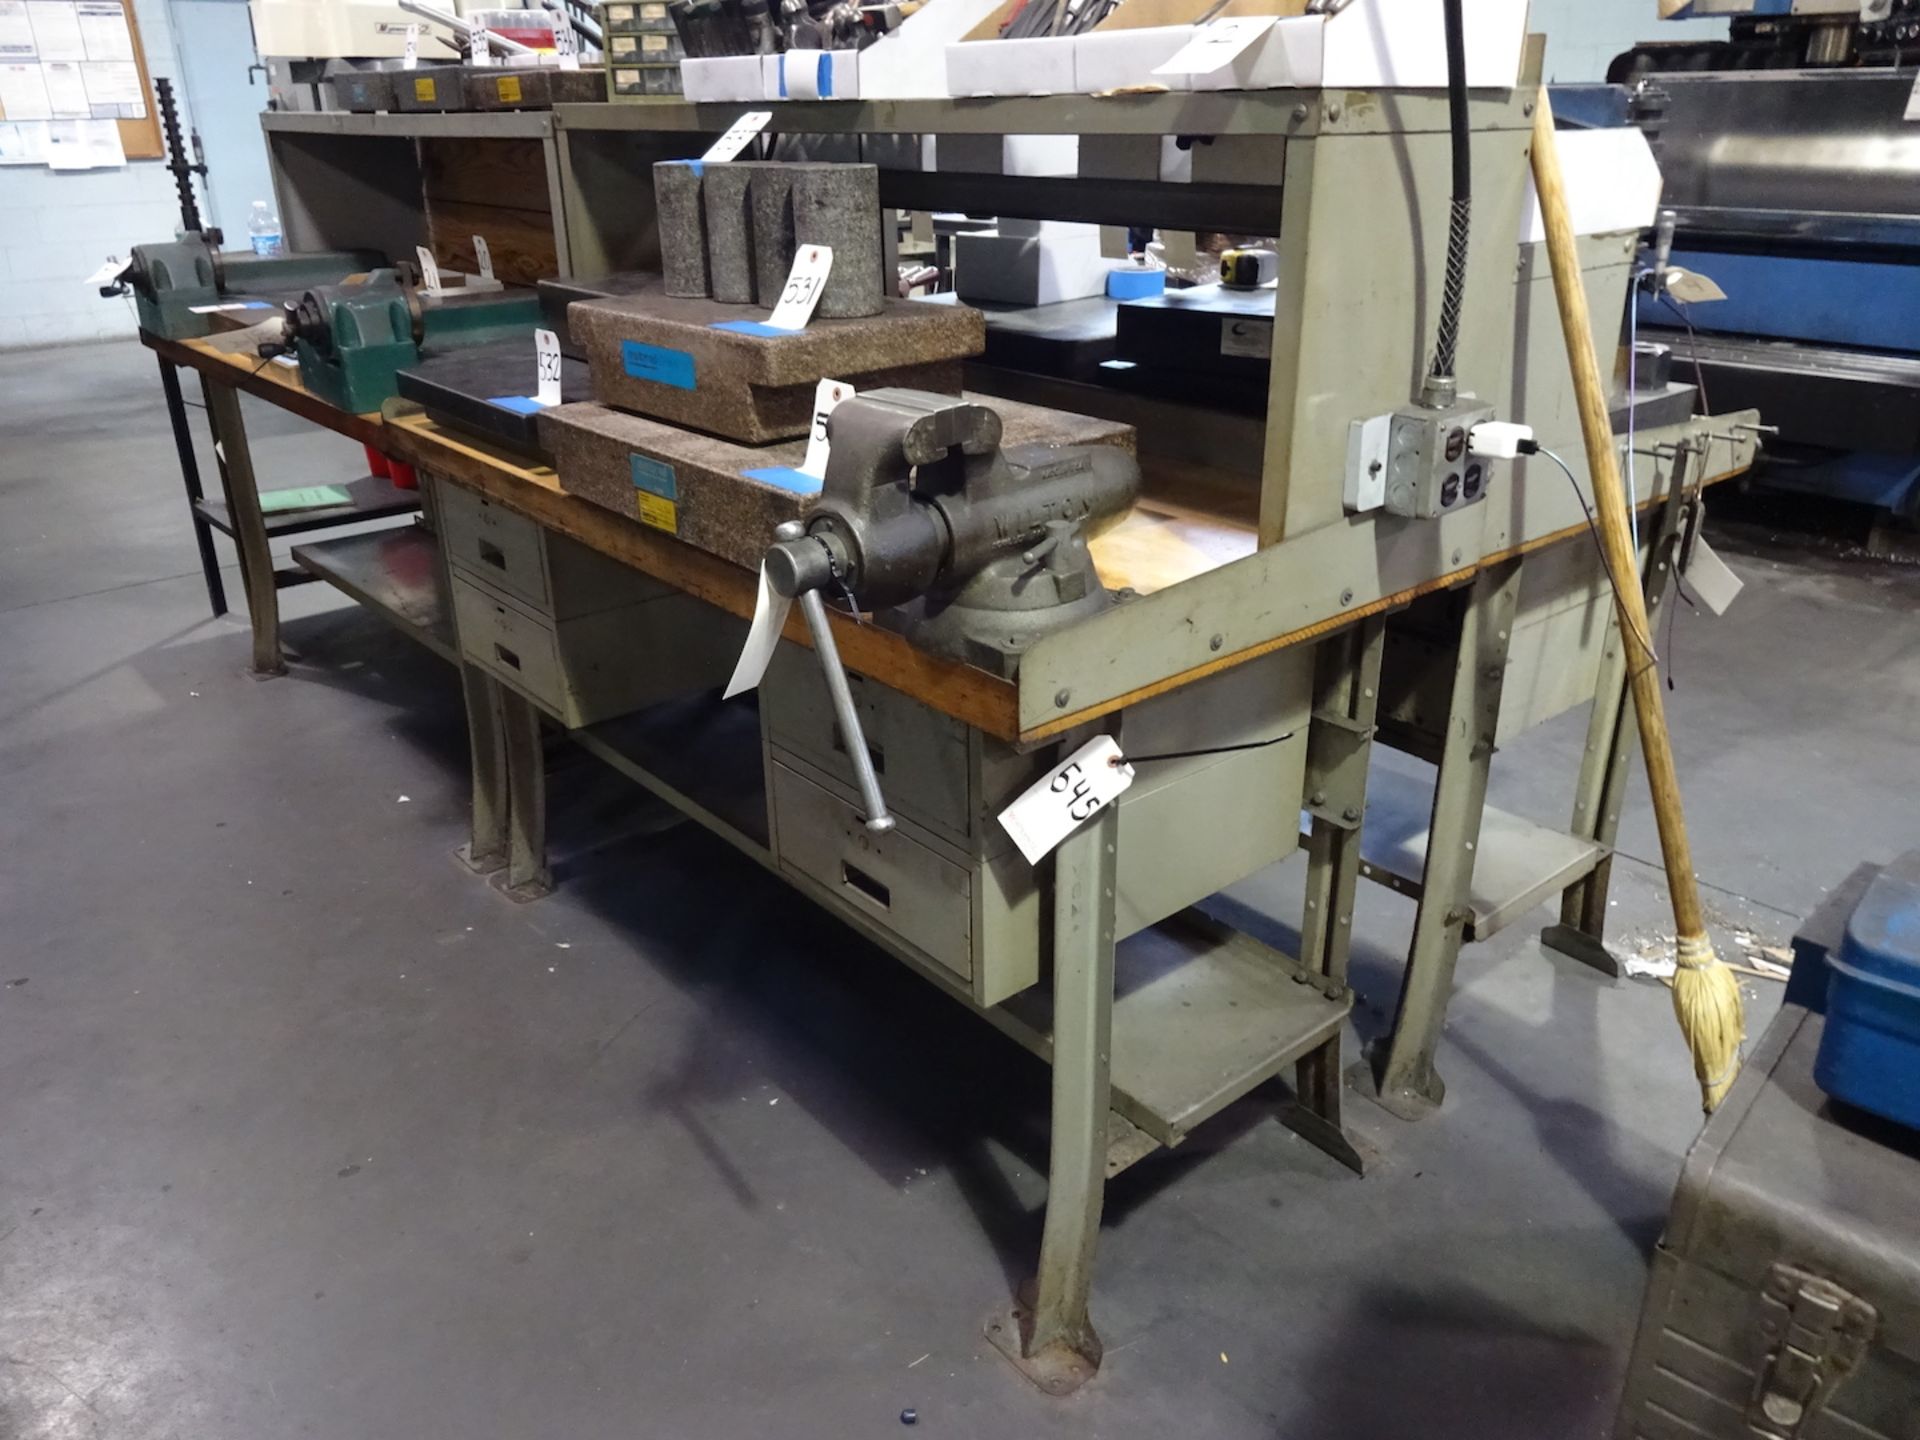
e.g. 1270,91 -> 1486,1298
1288,620 -> 1385,1171
1545,480 -> 1697,975
988,803 -> 1118,1396
1369,560 -> 1523,1120
203,379 -> 285,678
460,665 -> 510,875
496,686 -> 553,902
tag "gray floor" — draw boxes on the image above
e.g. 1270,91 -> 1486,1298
2,339 -> 1917,1440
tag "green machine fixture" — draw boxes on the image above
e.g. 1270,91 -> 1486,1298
109,231 -> 387,342
283,268 -> 544,414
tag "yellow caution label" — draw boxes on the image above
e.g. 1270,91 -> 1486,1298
497,75 -> 522,103
637,492 -> 678,534
413,76 -> 435,102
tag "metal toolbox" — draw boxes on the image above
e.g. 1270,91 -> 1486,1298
1614,1003 -> 1920,1440
760,645 -> 1314,1007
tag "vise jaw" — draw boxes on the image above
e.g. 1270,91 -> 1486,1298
765,388 -> 1140,678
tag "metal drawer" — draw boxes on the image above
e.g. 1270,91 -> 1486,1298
439,484 -> 551,612
453,572 -> 571,713
761,645 -> 980,847
769,760 -> 975,985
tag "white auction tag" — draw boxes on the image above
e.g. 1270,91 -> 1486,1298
1664,266 -> 1726,305
84,254 -> 122,287
403,22 -> 419,68
723,563 -> 792,698
552,15 -> 577,59
997,735 -> 1135,867
533,327 -> 563,407
766,244 -> 833,332
1152,16 -> 1271,77
468,23 -> 490,65
800,378 -> 854,481
1907,71 -> 1920,122
473,233 -> 494,280
702,110 -> 772,163
414,245 -> 442,294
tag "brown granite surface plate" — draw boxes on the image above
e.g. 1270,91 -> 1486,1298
568,294 -> 988,445
538,393 -> 1134,572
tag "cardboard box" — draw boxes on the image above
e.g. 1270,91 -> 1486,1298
1074,23 -> 1196,93
1184,0 -> 1527,92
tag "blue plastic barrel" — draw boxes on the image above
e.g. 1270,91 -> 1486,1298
1816,860 -> 1920,1132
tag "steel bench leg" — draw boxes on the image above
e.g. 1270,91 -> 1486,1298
1289,617 -> 1385,1172
1368,558 -> 1523,1119
497,686 -> 553,902
202,379 -> 285,677
459,665 -> 511,875
158,357 -> 227,617
988,802 -> 1119,1397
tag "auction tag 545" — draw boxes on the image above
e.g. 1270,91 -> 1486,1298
998,735 -> 1135,866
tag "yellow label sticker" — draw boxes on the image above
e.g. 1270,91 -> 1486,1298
613,67 -> 641,87
611,34 -> 637,54
414,76 -> 436,101
640,2 -> 667,17
497,75 -> 522,102
637,492 -> 678,533
640,32 -> 667,51
605,3 -> 634,18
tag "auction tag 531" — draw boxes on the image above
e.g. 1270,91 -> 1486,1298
998,735 -> 1135,866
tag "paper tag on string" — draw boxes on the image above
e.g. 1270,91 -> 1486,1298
997,735 -> 1135,866
534,327 -> 562,407
84,254 -> 123,286
766,245 -> 832,332
1152,16 -> 1270,76
414,245 -> 442,294
702,110 -> 772,163
800,378 -> 854,481
402,23 -> 419,67
467,23 -> 490,65
472,234 -> 494,280
552,16 -> 577,61
723,564 -> 792,698
1682,535 -> 1743,616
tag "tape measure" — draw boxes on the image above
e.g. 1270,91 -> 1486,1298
1219,247 -> 1279,290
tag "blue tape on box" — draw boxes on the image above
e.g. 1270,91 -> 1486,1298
631,453 -> 678,499
711,319 -> 798,339
621,340 -> 696,389
239,300 -> 273,309
1106,267 -> 1165,301
743,466 -> 822,495
486,395 -> 546,415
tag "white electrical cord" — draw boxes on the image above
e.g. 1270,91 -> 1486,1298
1626,283 -> 1642,556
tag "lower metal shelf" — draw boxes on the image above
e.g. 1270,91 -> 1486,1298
291,525 -> 456,664
1358,766 -> 1606,942
1001,909 -> 1349,1150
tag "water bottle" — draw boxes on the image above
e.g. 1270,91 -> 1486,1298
248,200 -> 284,258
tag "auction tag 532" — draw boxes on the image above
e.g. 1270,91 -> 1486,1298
998,735 -> 1135,866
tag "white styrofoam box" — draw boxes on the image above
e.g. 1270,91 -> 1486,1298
1319,0 -> 1529,89
944,35 -> 1076,97
1519,128 -> 1663,244
1187,16 -> 1322,92
770,48 -> 862,98
681,54 -> 766,102
1074,24 -> 1196,93
858,0 -> 1005,98
953,224 -> 1112,306
936,134 -> 1078,177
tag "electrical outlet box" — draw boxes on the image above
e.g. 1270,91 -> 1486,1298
1384,399 -> 1496,519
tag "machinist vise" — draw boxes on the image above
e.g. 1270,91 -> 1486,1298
104,230 -> 386,343
759,388 -> 1139,832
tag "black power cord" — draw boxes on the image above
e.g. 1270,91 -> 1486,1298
1428,0 -> 1472,390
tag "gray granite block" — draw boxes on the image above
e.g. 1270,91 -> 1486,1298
793,164 -> 882,319
653,160 -> 709,298
702,163 -> 759,305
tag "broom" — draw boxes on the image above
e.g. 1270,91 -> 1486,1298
1529,93 -> 1746,1111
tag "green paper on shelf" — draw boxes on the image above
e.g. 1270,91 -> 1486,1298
260,485 -> 353,514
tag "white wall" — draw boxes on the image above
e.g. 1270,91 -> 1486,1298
0,0 -> 208,348
1531,0 -> 1729,83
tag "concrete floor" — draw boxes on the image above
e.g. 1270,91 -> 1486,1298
2,339 -> 1917,1440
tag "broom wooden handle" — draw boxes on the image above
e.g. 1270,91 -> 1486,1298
1529,95 -> 1706,942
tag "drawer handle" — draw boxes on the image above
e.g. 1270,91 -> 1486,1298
493,642 -> 522,671
477,539 -> 508,570
841,862 -> 890,911
831,732 -> 884,775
